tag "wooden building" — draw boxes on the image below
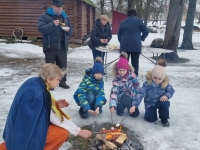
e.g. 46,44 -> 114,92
0,0 -> 95,40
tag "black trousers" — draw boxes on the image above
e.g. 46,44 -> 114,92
126,52 -> 140,76
117,94 -> 140,117
91,48 -> 105,64
44,48 -> 67,82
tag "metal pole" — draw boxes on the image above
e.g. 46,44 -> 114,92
105,52 -> 107,81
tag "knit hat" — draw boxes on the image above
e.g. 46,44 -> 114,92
52,0 -> 64,6
127,8 -> 137,17
151,59 -> 167,80
91,57 -> 104,75
116,52 -> 129,70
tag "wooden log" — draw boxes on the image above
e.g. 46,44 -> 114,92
96,134 -> 117,150
115,133 -> 127,145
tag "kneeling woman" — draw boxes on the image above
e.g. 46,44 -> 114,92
0,63 -> 91,150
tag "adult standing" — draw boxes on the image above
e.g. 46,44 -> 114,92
118,8 -> 149,76
38,0 -> 72,89
88,15 -> 112,64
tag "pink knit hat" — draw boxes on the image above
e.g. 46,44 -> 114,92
116,52 -> 129,70
152,65 -> 166,80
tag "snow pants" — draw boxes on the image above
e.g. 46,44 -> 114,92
0,124 -> 69,150
144,100 -> 170,122
117,94 -> 140,117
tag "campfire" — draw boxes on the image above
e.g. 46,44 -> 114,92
68,123 -> 143,150
92,126 -> 142,150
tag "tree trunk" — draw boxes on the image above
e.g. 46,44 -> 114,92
159,0 -> 164,25
144,0 -> 151,25
135,0 -> 143,18
163,0 -> 186,61
116,0 -> 123,12
110,0 -> 114,11
180,0 -> 197,50
128,0 -> 135,10
100,0 -> 105,14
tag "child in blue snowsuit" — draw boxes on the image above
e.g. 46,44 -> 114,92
130,59 -> 175,126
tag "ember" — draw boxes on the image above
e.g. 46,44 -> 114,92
68,123 -> 143,150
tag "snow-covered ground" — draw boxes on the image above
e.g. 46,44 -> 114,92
0,29 -> 200,150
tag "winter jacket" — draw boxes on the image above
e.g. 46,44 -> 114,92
38,7 -> 73,52
118,16 -> 149,53
109,62 -> 140,108
132,71 -> 175,109
3,77 -> 49,150
74,68 -> 106,112
88,19 -> 112,49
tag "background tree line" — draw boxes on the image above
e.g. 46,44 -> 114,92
90,0 -> 199,62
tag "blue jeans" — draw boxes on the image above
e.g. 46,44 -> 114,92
86,94 -> 95,110
144,101 -> 170,122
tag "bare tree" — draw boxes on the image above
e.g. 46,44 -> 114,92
144,0 -> 151,25
100,0 -> 105,14
150,0 -> 166,25
110,0 -> 114,11
163,0 -> 186,61
180,0 -> 197,50
128,0 -> 135,9
116,0 -> 123,12
135,0 -> 144,18
92,0 -> 110,15
196,0 -> 200,23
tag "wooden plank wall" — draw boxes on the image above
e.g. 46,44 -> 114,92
0,0 -> 95,39
0,0 -> 51,37
87,5 -> 95,35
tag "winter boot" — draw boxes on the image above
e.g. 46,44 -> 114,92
59,76 -> 70,89
59,82 -> 70,89
161,119 -> 170,126
79,107 -> 88,119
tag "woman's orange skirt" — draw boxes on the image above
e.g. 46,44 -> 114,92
0,124 -> 69,150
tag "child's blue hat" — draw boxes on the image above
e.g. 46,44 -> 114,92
91,57 -> 104,75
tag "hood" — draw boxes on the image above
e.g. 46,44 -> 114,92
46,7 -> 68,18
146,70 -> 169,88
95,18 -> 110,32
111,62 -> 134,78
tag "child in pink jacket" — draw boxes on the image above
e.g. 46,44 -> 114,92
109,52 -> 140,117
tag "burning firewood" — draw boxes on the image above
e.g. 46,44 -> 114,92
96,134 -> 117,150
115,133 -> 127,145
105,132 -> 122,141
99,128 -> 121,134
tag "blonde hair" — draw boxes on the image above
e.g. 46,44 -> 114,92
38,63 -> 64,81
99,15 -> 109,21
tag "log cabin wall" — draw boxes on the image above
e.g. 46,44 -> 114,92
0,0 -> 95,40
0,0 -> 53,37
76,1 -> 95,39
86,4 -> 95,35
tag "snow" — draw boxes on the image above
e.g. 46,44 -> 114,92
1,27 -> 200,150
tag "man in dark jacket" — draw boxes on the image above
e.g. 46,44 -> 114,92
38,0 -> 72,89
118,8 -> 149,76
